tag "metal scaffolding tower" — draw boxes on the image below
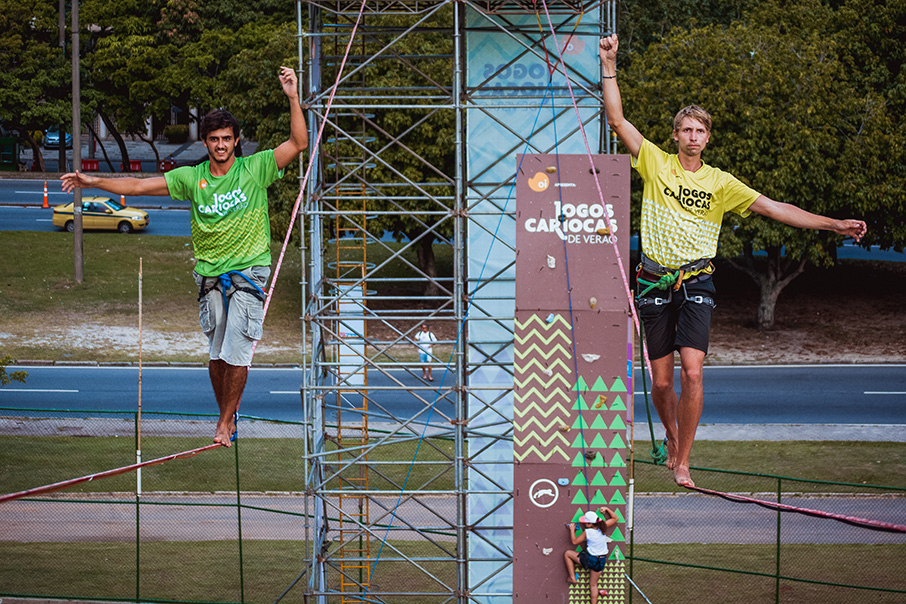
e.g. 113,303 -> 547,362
296,1 -> 614,601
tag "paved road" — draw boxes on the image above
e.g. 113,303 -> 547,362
0,178 -> 183,209
1,493 -> 902,544
1,365 -> 904,427
0,205 -> 191,236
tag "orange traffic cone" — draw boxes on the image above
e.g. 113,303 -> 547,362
42,181 -> 49,208
120,194 -> 125,206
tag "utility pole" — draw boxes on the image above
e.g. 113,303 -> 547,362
72,0 -> 83,283
58,0 -> 67,174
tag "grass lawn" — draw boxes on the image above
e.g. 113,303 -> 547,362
0,231 -> 454,363
0,435 -> 457,494
1,540 -> 902,604
1,435 -> 903,496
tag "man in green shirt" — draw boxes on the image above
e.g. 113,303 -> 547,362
61,66 -> 308,447
599,35 -> 866,487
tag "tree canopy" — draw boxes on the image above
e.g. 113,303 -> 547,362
617,0 -> 904,327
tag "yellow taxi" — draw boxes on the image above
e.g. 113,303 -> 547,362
52,197 -> 149,233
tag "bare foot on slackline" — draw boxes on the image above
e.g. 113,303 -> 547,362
214,422 -> 233,448
674,465 -> 694,488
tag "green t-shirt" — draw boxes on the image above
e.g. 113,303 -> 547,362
165,150 -> 284,276
632,138 -> 759,269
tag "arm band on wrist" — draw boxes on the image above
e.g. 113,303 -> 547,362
602,75 -> 616,79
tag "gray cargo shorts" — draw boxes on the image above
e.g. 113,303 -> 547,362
194,266 -> 270,366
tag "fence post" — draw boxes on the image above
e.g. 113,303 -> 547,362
235,435 -> 245,603
135,411 -> 141,602
775,477 -> 781,604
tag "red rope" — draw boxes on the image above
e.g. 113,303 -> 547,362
0,443 -> 223,505
686,484 -> 906,534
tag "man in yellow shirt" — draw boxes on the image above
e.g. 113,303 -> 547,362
598,35 -> 866,487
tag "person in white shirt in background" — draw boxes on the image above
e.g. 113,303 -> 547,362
414,323 -> 437,381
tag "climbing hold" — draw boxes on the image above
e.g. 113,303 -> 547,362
558,424 -> 570,433
541,365 -> 553,377
546,255 -> 556,269
542,547 -> 553,555
596,227 -> 610,236
584,450 -> 597,462
545,313 -> 555,324
545,166 -> 557,173
581,353 -> 600,362
594,395 -> 607,409
589,296 -> 597,309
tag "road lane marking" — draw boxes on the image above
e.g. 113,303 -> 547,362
864,391 -> 906,395
7,389 -> 79,393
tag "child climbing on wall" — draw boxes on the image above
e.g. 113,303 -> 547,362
564,506 -> 618,604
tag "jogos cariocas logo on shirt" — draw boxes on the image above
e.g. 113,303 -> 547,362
197,186 -> 250,216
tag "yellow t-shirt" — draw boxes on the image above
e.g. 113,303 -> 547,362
633,138 -> 759,270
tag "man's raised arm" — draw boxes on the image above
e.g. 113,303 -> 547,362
599,35 -> 643,158
273,66 -> 310,171
60,171 -> 170,197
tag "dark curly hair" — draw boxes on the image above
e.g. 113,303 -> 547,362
200,109 -> 240,140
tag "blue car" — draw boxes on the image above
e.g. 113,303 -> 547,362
44,128 -> 72,149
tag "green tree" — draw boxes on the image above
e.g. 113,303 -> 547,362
0,355 -> 27,387
0,0 -> 71,171
620,19 -> 897,328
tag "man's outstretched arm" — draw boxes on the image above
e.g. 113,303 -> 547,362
60,172 -> 169,197
273,66 -> 310,171
748,195 -> 867,241
599,35 -> 643,158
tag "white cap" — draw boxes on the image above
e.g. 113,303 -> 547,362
580,511 -> 599,524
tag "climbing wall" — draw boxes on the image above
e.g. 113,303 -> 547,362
513,154 -> 631,602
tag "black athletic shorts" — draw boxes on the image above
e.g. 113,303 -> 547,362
637,277 -> 716,360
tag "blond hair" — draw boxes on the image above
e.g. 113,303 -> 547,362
673,105 -> 712,133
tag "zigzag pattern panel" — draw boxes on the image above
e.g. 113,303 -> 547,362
513,313 -> 573,463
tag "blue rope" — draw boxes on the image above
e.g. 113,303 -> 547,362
624,572 -> 657,604
550,93 -> 592,507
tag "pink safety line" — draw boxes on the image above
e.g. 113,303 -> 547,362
537,0 -> 655,386
252,0 -> 370,356
687,485 -> 906,533
0,443 -> 223,505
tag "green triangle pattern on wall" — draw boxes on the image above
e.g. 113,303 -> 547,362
573,471 -> 588,486
610,527 -> 625,542
573,377 -> 589,391
572,395 -> 590,410
572,453 -> 587,467
609,491 -> 626,505
591,452 -> 606,467
590,414 -> 608,430
609,433 -> 626,449
609,471 -> 626,486
591,471 -> 607,486
590,490 -> 607,505
571,433 -> 589,448
590,433 -> 608,448
609,377 -> 627,392
572,490 -> 589,505
572,415 -> 590,429
609,415 -> 626,430
609,452 -> 626,467
608,394 -> 626,411
591,376 -> 608,391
